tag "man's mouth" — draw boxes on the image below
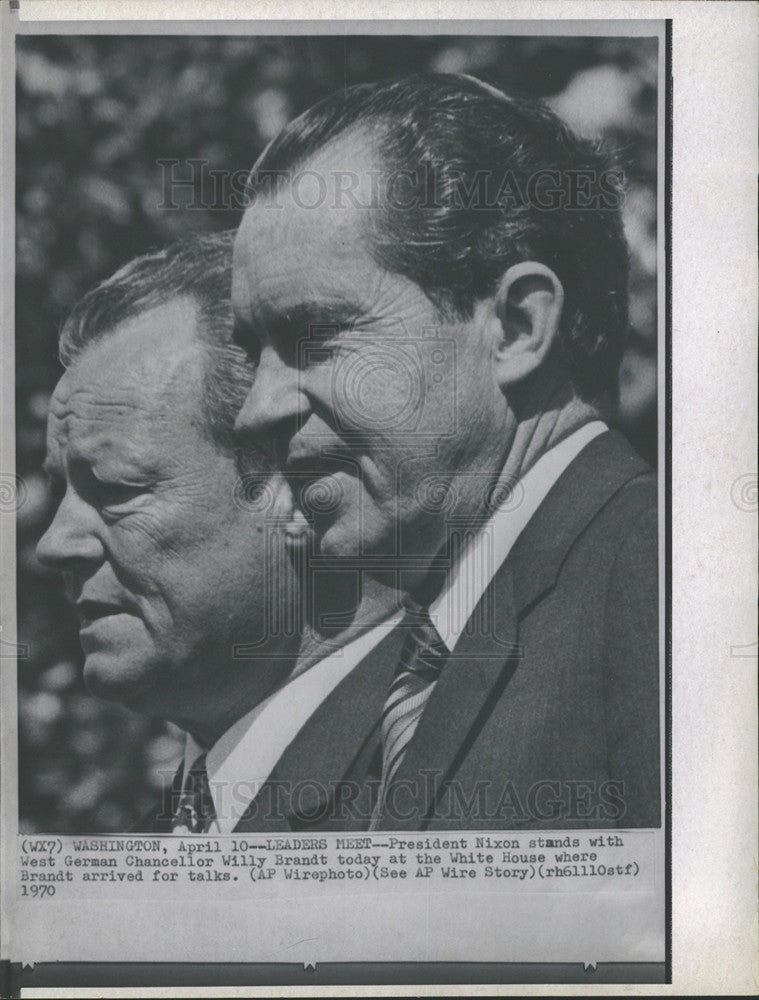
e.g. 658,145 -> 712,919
283,505 -> 311,542
280,457 -> 355,545
75,599 -> 130,629
267,472 -> 315,545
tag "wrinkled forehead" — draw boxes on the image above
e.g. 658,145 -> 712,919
47,301 -> 206,460
47,365 -> 155,448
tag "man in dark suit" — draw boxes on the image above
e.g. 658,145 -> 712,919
230,73 -> 660,834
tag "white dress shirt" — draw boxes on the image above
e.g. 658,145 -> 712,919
176,421 -> 607,831
428,421 -> 607,650
179,612 -> 403,833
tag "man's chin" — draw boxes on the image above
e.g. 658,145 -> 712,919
315,515 -> 400,563
315,513 -> 449,585
81,653 -> 159,712
312,519 -> 364,559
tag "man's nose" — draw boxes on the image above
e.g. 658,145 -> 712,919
235,347 -> 307,442
36,490 -> 105,572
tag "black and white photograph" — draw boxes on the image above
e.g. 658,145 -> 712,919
1,2 -> 756,996
16,29 -> 661,838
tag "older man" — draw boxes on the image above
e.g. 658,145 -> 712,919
232,74 -> 660,831
36,233 -> 312,833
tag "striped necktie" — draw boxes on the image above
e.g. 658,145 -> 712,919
172,753 -> 216,834
370,606 -> 448,828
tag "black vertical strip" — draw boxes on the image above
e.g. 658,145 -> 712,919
0,959 -> 21,1000
664,16 -> 674,988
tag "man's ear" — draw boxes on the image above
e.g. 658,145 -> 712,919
489,261 -> 564,388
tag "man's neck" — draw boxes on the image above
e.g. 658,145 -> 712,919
167,651 -> 300,749
294,571 -> 404,675
499,386 -> 602,488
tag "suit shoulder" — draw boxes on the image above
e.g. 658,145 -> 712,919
586,461 -> 657,555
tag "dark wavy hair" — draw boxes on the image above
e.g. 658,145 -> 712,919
59,231 -> 254,452
249,73 -> 630,403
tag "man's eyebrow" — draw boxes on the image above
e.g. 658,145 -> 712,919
261,300 -> 367,335
45,436 -> 160,481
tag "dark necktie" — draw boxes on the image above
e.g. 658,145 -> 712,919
370,606 -> 448,828
172,753 -> 216,834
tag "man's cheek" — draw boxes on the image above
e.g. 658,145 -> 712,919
111,512 -> 186,568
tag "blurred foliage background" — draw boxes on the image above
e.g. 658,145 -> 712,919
15,33 -> 659,833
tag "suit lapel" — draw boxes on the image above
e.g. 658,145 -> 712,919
235,626 -> 406,832
377,562 -> 520,830
378,430 -> 652,830
507,430 -> 651,612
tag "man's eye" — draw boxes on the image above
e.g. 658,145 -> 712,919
298,328 -> 345,368
300,343 -> 338,369
93,482 -> 148,509
308,323 -> 342,343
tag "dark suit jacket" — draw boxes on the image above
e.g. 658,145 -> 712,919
137,431 -> 660,833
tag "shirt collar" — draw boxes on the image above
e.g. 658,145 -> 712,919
179,611 -> 403,833
428,422 -> 608,651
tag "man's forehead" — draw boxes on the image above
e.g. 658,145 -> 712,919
47,300 -> 206,448
295,128 -> 383,192
234,163 -> 388,325
238,131 -> 381,248
61,299 -> 202,387
261,127 -> 382,204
